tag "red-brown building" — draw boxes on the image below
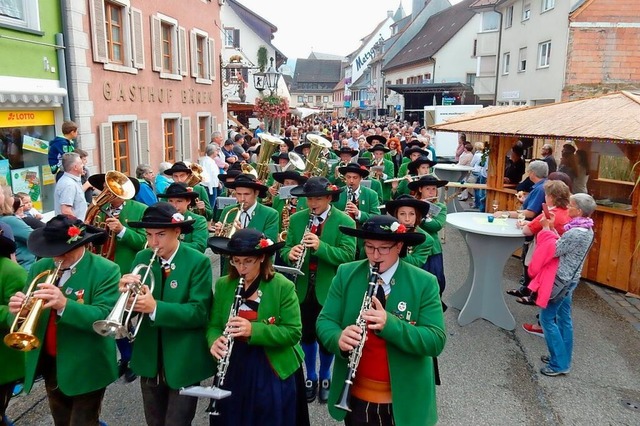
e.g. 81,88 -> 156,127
563,0 -> 640,100
66,0 -> 224,175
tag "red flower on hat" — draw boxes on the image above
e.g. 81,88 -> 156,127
186,186 -> 193,192
360,165 -> 368,170
255,238 -> 274,249
171,213 -> 185,223
327,184 -> 339,191
66,225 -> 84,244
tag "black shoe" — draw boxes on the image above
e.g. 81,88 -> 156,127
123,367 -> 137,383
319,379 -> 330,403
541,355 -> 550,364
305,379 -> 318,403
117,360 -> 128,378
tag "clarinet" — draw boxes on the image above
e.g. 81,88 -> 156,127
207,276 -> 245,416
293,211 -> 315,284
334,262 -> 381,412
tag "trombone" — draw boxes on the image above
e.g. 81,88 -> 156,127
4,261 -> 64,351
93,248 -> 159,341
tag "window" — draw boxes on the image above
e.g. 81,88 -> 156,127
503,52 -> 510,75
538,41 -> 551,68
151,13 -> 187,79
297,95 -> 304,102
505,5 -> 513,28
323,96 -> 329,102
224,27 -> 240,48
481,11 -> 499,31
190,29 -> 216,83
472,39 -> 477,57
424,73 -> 432,82
198,116 -> 209,156
307,96 -> 313,103
479,55 -> 496,76
164,119 -> 177,162
518,47 -> 527,72
466,73 -> 476,86
90,0 -> 144,73
112,122 -> 130,174
0,0 -> 40,32
522,2 -> 531,21
541,0 -> 555,12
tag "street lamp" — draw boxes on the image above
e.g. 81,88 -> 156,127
263,57 -> 280,94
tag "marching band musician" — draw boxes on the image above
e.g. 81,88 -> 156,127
355,158 -> 384,203
408,176 -> 449,303
124,203 -> 214,426
396,143 -> 431,178
316,215 -> 446,426
282,177 -> 356,404
163,161 -> 213,220
332,163 -> 381,234
157,182 -> 208,253
8,215 -> 120,425
384,195 -> 435,269
87,173 -> 148,383
329,147 -> 359,185
392,155 -> 436,198
0,223 -> 27,426
367,142 -> 395,202
269,170 -> 308,228
206,229 -> 308,426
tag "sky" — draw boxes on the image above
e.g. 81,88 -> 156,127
237,0 -> 464,61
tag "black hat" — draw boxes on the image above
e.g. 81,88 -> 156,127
0,222 -> 17,257
88,173 -> 140,197
27,215 -> 108,258
385,195 -> 430,218
281,137 -> 295,152
366,135 -> 387,146
290,176 -> 343,201
293,142 -> 311,154
334,147 -> 359,157
368,143 -> 390,153
406,139 -> 426,149
339,163 -> 370,178
408,175 -> 448,191
157,182 -> 199,201
272,152 -> 289,163
163,161 -> 192,176
218,163 -> 243,184
404,147 -> 430,158
408,156 -> 437,175
207,228 -> 284,257
272,171 -> 308,185
357,157 -> 372,167
339,215 -> 425,246
128,202 -> 194,232
224,173 -> 269,198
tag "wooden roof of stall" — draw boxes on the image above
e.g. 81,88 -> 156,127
431,91 -> 640,144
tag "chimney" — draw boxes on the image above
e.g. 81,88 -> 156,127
387,10 -> 393,18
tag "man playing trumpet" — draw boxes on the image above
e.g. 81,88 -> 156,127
123,202 -> 214,426
8,215 -> 120,425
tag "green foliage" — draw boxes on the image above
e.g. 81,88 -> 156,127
598,155 -> 634,182
257,46 -> 268,72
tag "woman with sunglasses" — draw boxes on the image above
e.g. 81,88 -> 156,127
206,229 -> 307,426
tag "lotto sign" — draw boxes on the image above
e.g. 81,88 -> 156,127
0,110 -> 55,127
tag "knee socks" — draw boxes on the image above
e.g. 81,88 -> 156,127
318,351 -> 334,381
302,342 -> 318,381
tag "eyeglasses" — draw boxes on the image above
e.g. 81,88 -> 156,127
363,244 -> 396,255
229,257 -> 259,268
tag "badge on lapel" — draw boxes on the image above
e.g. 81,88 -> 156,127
170,280 -> 178,289
75,289 -> 85,304
65,287 -> 73,296
397,301 -> 407,312
263,316 -> 276,325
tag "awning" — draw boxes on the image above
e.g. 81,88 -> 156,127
227,102 -> 255,112
0,76 -> 67,106
386,82 -> 473,95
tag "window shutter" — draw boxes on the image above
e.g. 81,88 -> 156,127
130,8 -> 145,69
181,117 -> 192,161
233,29 -> 240,48
179,26 -> 188,77
89,0 -> 108,63
99,123 -> 115,171
150,15 -> 162,72
208,37 -> 216,81
137,120 -> 150,165
190,30 -> 198,78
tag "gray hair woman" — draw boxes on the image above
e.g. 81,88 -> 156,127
537,193 -> 596,377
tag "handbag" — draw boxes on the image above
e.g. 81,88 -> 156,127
548,234 -> 595,303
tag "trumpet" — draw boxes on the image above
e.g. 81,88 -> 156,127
216,203 -> 244,238
384,173 -> 432,184
4,261 -> 64,351
335,262 -> 382,412
93,248 -> 158,341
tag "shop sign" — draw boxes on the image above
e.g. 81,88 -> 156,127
11,167 -> 43,211
0,110 -> 55,128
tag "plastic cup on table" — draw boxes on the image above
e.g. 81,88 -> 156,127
487,215 -> 495,223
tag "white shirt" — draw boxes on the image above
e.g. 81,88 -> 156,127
150,243 -> 180,321
200,155 -> 220,195
375,258 -> 400,297
240,201 -> 258,228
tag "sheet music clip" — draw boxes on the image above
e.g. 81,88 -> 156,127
179,386 -> 232,400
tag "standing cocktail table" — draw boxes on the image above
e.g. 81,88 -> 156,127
433,164 -> 473,213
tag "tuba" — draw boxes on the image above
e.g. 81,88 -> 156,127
93,248 -> 158,341
303,134 -> 331,177
185,162 -> 205,215
85,171 -> 136,259
256,133 -> 284,181
4,261 -> 64,351
216,203 -> 244,238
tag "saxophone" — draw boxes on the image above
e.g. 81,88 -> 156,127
207,276 -> 245,416
334,262 -> 382,412
216,203 -> 244,238
278,200 -> 291,242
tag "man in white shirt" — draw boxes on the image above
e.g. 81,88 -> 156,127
200,144 -> 221,209
54,152 -> 87,220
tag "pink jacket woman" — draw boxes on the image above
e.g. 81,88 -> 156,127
527,229 -> 560,308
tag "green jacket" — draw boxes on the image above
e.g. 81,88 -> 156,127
317,260 -> 446,426
23,253 -> 120,396
130,244 -> 215,389
0,257 -> 27,385
180,211 -> 208,253
404,227 -> 434,268
419,202 -> 447,255
331,185 -> 381,225
371,158 -> 395,201
193,183 -> 213,220
207,273 -> 303,380
93,200 -> 147,274
281,206 -> 356,305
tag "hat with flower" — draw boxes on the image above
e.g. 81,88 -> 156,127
26,214 -> 108,258
157,182 -> 199,201
207,228 -> 284,257
338,162 -> 370,178
339,214 -> 425,247
290,176 -> 343,201
128,202 -> 194,232
224,173 -> 269,198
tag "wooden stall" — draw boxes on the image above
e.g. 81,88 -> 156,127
431,92 -> 640,295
